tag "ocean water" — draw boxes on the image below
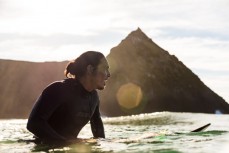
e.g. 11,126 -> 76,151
1,112 -> 229,153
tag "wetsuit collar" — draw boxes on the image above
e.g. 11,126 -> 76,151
70,78 -> 94,94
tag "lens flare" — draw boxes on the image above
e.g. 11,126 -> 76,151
116,83 -> 143,109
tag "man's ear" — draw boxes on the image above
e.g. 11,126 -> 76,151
87,65 -> 94,74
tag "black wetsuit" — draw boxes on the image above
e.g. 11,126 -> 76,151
27,78 -> 105,143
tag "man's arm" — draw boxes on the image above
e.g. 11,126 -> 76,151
90,104 -> 105,138
27,83 -> 67,142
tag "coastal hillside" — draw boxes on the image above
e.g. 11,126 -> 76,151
0,60 -> 68,118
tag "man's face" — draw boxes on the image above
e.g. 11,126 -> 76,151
94,58 -> 110,90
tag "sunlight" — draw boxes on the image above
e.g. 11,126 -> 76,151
0,0 -> 113,62
3,0 -> 112,35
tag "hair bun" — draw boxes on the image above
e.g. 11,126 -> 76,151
65,61 -> 75,78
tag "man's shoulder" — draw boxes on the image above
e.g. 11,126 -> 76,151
47,80 -> 65,87
43,80 -> 66,93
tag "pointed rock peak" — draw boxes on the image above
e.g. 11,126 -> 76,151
126,27 -> 150,42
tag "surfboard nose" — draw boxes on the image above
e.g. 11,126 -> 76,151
191,123 -> 211,132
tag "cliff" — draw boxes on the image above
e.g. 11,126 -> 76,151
99,28 -> 229,116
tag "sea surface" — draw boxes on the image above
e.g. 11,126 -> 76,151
1,112 -> 229,153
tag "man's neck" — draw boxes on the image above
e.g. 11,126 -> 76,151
78,77 -> 94,92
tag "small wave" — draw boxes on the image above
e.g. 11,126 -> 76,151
103,112 -> 173,125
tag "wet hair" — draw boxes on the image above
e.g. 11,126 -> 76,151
64,51 -> 105,78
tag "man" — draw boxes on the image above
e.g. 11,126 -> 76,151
27,51 -> 110,144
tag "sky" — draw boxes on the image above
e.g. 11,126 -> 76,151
0,0 -> 228,102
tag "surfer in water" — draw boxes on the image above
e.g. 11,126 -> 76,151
27,51 -> 110,144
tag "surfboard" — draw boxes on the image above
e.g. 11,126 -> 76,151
175,123 -> 211,134
190,123 -> 211,132
115,123 -> 212,143
20,123 -> 211,144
